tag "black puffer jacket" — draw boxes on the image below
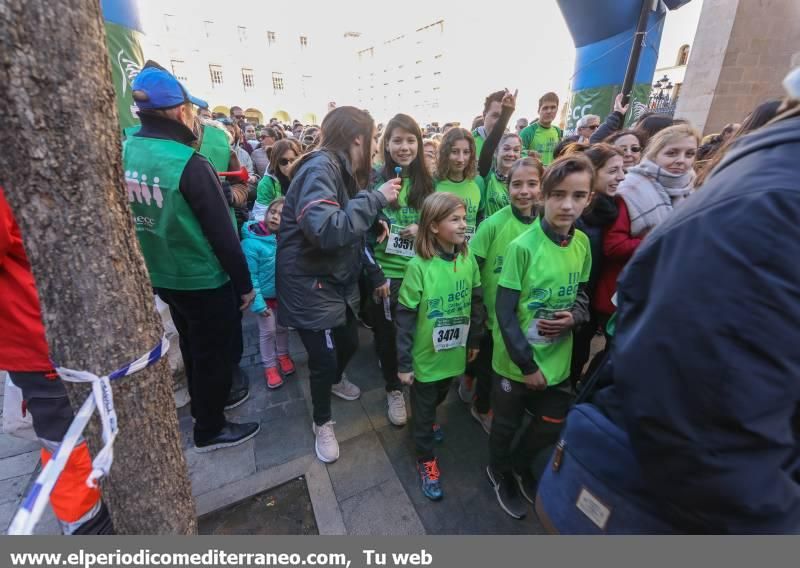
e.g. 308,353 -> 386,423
276,150 -> 388,331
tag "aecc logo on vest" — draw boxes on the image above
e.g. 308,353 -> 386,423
126,170 -> 163,230
125,170 -> 164,208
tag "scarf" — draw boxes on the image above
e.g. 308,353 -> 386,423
582,193 -> 618,228
618,159 -> 694,237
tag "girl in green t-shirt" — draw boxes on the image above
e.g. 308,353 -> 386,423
487,155 -> 593,520
253,138 -> 300,221
365,114 -> 434,428
434,128 -> 485,241
395,192 -> 485,502
468,157 -> 543,434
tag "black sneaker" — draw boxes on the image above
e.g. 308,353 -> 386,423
194,421 -> 261,452
486,465 -> 527,519
512,468 -> 539,505
224,388 -> 250,410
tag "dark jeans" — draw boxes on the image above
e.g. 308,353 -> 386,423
296,308 -> 360,426
489,373 -> 572,474
411,377 -> 454,461
230,309 -> 248,392
367,278 -> 403,392
156,282 -> 240,437
472,332 -> 495,414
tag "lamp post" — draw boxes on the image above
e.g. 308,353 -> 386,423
648,74 -> 674,112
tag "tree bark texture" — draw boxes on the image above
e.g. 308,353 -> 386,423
0,0 -> 197,534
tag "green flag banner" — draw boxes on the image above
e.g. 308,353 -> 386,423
566,83 -> 651,133
105,21 -> 144,131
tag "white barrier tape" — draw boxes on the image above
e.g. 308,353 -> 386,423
7,335 -> 169,535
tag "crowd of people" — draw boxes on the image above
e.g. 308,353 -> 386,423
2,58 -> 799,534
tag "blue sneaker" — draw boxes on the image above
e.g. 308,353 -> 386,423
417,458 -> 443,501
432,423 -> 444,443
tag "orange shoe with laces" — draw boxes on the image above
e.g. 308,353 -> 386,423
417,457 -> 443,501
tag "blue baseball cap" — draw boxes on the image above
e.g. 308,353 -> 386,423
132,61 -> 208,111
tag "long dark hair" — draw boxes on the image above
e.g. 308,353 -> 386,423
437,128 -> 477,181
380,114 -> 434,210
267,138 -> 301,189
290,106 -> 375,191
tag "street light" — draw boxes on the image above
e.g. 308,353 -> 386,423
649,74 -> 674,110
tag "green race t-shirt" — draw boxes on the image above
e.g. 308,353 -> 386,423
473,130 -> 485,159
435,177 -> 485,241
372,177 -> 420,279
483,171 -> 510,218
398,253 -> 481,382
256,175 -> 283,207
469,206 -> 533,330
491,220 -> 591,386
531,126 -> 561,166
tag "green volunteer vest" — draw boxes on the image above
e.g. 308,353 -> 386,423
484,171 -> 510,217
198,125 -> 237,227
198,125 -> 231,173
492,220 -> 591,386
398,253 -> 481,382
372,178 -> 420,279
123,136 -> 229,290
469,206 -> 531,330
435,177 -> 484,240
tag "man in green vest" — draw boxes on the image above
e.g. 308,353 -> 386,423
124,61 -> 259,452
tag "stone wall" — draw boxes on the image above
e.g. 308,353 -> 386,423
675,0 -> 800,134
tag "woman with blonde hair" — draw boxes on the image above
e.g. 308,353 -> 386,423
596,123 -> 700,320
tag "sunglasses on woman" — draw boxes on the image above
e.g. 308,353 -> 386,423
279,157 -> 296,166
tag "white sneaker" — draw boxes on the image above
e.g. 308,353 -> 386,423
387,390 -> 407,426
312,421 -> 340,463
331,374 -> 361,401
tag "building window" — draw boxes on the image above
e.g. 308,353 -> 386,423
267,31 -> 277,46
676,44 -> 690,66
242,68 -> 255,89
237,26 -> 248,43
203,20 -> 214,38
209,64 -> 223,87
170,60 -> 188,82
300,35 -> 309,48
272,72 -> 285,92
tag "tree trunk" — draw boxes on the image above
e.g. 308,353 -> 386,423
0,0 -> 197,534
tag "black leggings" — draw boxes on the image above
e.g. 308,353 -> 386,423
366,278 -> 404,392
296,308 -> 360,426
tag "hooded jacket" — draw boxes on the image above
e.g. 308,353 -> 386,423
276,149 -> 387,330
596,114 -> 800,533
240,221 -> 277,314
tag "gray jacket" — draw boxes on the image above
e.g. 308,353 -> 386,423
251,147 -> 269,177
276,149 -> 387,331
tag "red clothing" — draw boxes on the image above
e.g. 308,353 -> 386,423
0,188 -> 51,371
593,197 -> 643,317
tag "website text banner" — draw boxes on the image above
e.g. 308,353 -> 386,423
0,536 -> 787,568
